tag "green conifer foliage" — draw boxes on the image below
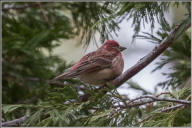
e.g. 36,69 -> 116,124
2,2 -> 191,127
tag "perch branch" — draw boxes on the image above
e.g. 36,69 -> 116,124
80,17 -> 191,102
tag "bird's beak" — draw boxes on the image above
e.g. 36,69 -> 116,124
119,46 -> 127,51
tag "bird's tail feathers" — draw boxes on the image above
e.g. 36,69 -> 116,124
50,71 -> 72,82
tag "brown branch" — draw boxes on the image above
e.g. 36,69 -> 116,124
2,116 -> 27,127
160,104 -> 185,112
155,92 -> 177,99
114,97 -> 190,108
80,17 -> 191,102
126,95 -> 191,106
108,93 -> 190,109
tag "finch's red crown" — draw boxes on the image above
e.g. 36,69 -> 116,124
100,40 -> 126,54
102,40 -> 120,48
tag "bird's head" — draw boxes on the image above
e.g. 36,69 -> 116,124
100,40 -> 127,54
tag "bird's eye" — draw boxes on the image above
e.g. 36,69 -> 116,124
112,46 -> 120,50
112,45 -> 118,48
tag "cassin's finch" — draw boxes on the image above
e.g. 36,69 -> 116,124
52,40 -> 126,85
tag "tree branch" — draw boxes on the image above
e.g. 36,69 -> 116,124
2,116 -> 27,127
126,95 -> 191,106
160,104 -> 185,112
80,17 -> 191,102
113,95 -> 190,109
155,92 -> 177,99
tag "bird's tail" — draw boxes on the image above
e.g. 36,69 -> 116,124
49,71 -> 72,83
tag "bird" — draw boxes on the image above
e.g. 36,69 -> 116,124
51,40 -> 126,85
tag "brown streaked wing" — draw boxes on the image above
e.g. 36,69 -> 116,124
52,51 -> 116,80
65,54 -> 115,77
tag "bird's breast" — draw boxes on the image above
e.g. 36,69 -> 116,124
78,68 -> 115,85
78,55 -> 124,85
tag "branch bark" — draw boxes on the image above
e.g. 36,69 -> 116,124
80,17 -> 191,102
113,95 -> 190,109
126,95 -> 191,106
2,116 -> 27,127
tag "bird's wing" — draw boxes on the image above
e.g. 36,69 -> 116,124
52,51 -> 116,80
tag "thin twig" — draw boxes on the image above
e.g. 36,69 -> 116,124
156,92 -> 177,99
160,104 -> 185,112
111,96 -> 190,109
127,95 -> 191,106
